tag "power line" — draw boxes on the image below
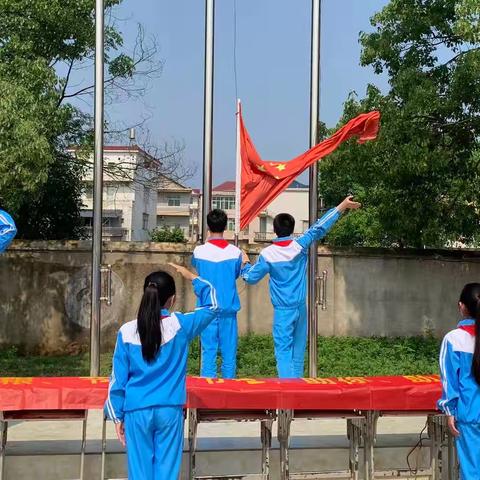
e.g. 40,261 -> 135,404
233,0 -> 239,101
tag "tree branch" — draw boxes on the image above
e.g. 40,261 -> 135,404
56,59 -> 75,107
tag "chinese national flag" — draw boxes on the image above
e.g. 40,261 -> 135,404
238,108 -> 381,229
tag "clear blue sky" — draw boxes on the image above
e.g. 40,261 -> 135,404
104,0 -> 389,187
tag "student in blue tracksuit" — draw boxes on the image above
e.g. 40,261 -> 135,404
105,263 -> 220,480
241,196 -> 360,378
438,283 -> 480,480
0,209 -> 17,253
192,209 -> 242,378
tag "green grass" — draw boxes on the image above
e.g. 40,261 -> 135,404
0,335 -> 441,378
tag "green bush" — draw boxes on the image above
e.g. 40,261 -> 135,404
150,226 -> 186,243
0,335 -> 441,378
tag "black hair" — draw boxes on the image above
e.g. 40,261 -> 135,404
273,213 -> 295,237
137,271 -> 176,363
207,209 -> 227,233
459,283 -> 480,385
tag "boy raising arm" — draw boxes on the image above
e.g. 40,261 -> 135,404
241,196 -> 360,378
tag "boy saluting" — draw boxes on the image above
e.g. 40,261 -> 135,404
241,196 -> 360,378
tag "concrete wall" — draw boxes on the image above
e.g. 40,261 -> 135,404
1,241 -> 479,353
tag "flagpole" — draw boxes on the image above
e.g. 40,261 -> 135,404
201,0 -> 215,243
90,0 -> 105,377
308,0 -> 321,378
234,99 -> 241,246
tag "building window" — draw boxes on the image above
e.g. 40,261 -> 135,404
212,196 -> 235,210
142,213 -> 149,230
84,185 -> 93,198
227,219 -> 236,231
168,195 -> 180,207
105,185 -> 118,199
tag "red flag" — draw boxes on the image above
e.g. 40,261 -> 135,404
238,108 -> 381,229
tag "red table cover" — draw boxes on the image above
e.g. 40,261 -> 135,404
0,375 -> 441,412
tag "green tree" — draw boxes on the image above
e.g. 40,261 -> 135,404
320,0 -> 480,248
150,226 -> 186,244
0,0 -> 159,239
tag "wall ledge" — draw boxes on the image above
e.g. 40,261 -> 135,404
6,240 -> 480,262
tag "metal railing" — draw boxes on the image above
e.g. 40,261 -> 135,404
83,227 -> 128,240
254,232 -> 275,242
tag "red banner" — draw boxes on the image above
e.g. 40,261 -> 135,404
0,375 -> 441,412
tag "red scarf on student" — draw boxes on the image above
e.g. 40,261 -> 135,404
459,325 -> 476,336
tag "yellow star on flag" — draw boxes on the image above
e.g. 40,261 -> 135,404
275,163 -> 287,171
257,164 -> 266,172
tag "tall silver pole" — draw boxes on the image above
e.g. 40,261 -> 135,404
201,0 -> 215,242
90,0 -> 105,376
308,0 -> 321,378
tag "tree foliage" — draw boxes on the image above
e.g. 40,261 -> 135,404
320,0 -> 480,248
0,0 -> 164,239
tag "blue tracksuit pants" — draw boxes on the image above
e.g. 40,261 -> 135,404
273,304 -> 307,378
200,314 -> 238,378
457,422 -> 480,480
124,406 -> 184,480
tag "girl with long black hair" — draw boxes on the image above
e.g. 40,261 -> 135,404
105,263 -> 219,480
438,283 -> 480,479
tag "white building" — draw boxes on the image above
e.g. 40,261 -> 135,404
250,180 -> 311,242
74,143 -> 311,244
198,180 -> 310,243
75,145 -> 158,241
156,178 -> 198,241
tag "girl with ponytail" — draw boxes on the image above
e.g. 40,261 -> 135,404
105,263 -> 219,480
438,283 -> 480,480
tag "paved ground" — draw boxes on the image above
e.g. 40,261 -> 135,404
3,412 -> 436,479
6,409 -> 427,442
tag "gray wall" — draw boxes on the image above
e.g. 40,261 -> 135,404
1,241 -> 479,353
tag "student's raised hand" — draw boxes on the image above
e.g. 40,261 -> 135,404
168,263 -> 198,281
337,195 -> 361,212
447,415 -> 460,437
241,250 -> 250,265
115,422 -> 126,447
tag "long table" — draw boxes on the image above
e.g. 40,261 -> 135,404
0,374 -> 441,411
0,375 -> 452,480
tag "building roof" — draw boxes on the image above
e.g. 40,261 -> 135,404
213,181 -> 236,192
104,145 -> 162,165
210,179 -> 308,192
69,144 -> 161,166
290,180 -> 308,188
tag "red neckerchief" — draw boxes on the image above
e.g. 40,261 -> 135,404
274,240 -> 293,247
208,238 -> 229,249
459,325 -> 476,336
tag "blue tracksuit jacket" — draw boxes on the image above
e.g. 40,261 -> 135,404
241,208 -> 341,378
438,318 -> 480,422
0,210 -> 17,253
241,208 -> 341,307
192,239 -> 242,378
105,277 -> 219,423
192,239 -> 242,314
438,318 -> 480,480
